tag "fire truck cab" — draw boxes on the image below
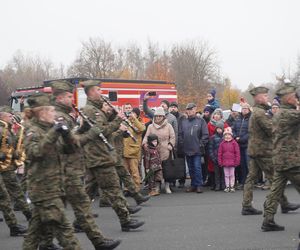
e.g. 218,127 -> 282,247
11,78 -> 178,117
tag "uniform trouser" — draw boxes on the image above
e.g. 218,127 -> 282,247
242,157 -> 289,208
23,197 -> 81,250
123,158 -> 141,192
90,166 -> 130,225
264,166 -> 300,221
42,176 -> 105,247
1,170 -> 31,215
115,165 -> 139,196
0,176 -> 17,227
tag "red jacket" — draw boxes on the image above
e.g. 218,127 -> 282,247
218,139 -> 240,167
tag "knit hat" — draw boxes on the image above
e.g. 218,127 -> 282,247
161,100 -> 170,108
147,134 -> 159,146
223,127 -> 233,136
203,105 -> 214,114
170,102 -> 178,108
154,107 -> 166,116
210,89 -> 216,98
132,107 -> 141,117
212,108 -> 223,118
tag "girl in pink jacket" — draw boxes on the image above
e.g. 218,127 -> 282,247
218,127 -> 240,192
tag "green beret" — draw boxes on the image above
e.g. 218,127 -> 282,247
51,81 -> 74,94
81,80 -> 101,93
0,106 -> 13,113
249,86 -> 269,96
27,93 -> 52,108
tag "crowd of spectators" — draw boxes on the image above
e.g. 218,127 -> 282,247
119,89 -> 280,196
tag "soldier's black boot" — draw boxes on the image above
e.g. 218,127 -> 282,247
39,243 -> 63,250
95,238 -> 121,250
24,211 -> 32,221
73,221 -> 85,233
128,205 -> 142,214
0,217 -> 3,222
297,232 -> 300,250
261,219 -> 285,232
10,224 -> 27,236
241,206 -> 263,215
281,203 -> 300,214
134,193 -> 150,205
13,203 -> 22,211
121,219 -> 145,232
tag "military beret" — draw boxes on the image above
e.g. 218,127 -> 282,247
275,84 -> 297,97
186,103 -> 196,110
81,80 -> 101,93
0,105 -> 13,113
249,86 -> 269,96
27,93 -> 52,108
51,81 -> 74,94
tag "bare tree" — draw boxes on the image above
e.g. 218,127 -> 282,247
68,37 -> 125,78
170,40 -> 221,108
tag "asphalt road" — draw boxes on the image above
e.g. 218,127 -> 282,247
0,185 -> 299,250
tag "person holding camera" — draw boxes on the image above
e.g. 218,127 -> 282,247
143,92 -> 178,140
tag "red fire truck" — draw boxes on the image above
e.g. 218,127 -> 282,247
10,78 -> 177,118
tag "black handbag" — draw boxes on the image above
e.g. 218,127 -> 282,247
162,144 -> 185,181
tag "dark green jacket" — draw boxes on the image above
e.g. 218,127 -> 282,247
81,98 -> 122,168
24,118 -> 64,202
272,104 -> 300,171
247,103 -> 272,158
54,102 -> 86,180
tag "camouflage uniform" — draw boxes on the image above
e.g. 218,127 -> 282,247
263,86 -> 300,225
23,94 -> 81,250
82,98 -> 131,225
0,175 -> 18,227
53,97 -> 106,247
100,129 -> 147,205
0,112 -> 31,220
242,87 -> 289,210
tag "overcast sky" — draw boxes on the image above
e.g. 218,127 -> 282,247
1,0 -> 300,90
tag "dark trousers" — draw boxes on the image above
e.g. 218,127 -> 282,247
236,147 -> 249,185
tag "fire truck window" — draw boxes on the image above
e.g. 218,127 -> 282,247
109,91 -> 118,102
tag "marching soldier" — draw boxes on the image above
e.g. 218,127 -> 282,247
42,81 -> 120,250
0,175 -> 27,236
262,84 -> 300,232
241,87 -> 299,215
0,106 -> 32,220
99,116 -> 150,207
22,93 -> 81,250
81,80 -> 145,232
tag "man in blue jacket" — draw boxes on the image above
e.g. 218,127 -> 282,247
178,103 -> 209,193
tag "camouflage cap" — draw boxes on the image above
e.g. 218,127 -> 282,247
249,86 -> 269,96
0,105 -> 13,113
27,93 -> 52,108
81,80 -> 101,93
51,81 -> 74,94
275,84 -> 297,97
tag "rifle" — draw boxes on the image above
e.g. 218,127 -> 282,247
101,97 -> 138,142
72,104 -> 115,151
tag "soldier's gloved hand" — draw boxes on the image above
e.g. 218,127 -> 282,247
12,150 -> 20,160
0,152 -> 6,161
87,126 -> 102,139
54,122 -> 70,138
